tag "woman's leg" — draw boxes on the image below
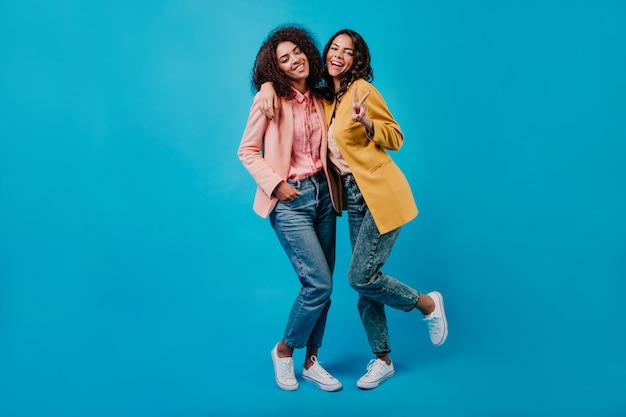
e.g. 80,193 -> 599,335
270,173 -> 342,392
350,209 -> 420,354
270,174 -> 336,352
343,176 -> 419,356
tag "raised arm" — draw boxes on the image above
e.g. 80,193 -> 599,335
352,81 -> 404,151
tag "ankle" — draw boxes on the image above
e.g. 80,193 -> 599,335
277,341 -> 294,358
376,355 -> 392,366
304,349 -> 319,369
304,354 -> 318,370
417,294 -> 435,315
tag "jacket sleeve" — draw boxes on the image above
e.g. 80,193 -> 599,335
237,96 -> 284,198
360,80 -> 404,151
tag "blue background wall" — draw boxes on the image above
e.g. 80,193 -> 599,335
1,1 -> 625,416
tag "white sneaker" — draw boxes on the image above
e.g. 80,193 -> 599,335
423,291 -> 448,346
270,344 -> 298,391
356,358 -> 394,389
301,356 -> 342,392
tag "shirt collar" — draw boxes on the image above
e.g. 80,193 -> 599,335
293,88 -> 310,104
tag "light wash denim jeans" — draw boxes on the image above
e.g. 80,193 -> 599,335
343,175 -> 420,355
270,170 -> 336,349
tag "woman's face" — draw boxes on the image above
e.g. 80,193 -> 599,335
276,41 -> 309,89
326,34 -> 354,79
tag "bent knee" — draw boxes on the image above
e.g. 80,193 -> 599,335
348,267 -> 371,290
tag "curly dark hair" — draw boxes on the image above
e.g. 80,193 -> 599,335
251,25 -> 324,100
321,29 -> 374,102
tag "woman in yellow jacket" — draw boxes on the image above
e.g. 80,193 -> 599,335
259,29 -> 449,390
322,29 -> 448,389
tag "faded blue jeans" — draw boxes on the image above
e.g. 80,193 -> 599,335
270,170 -> 336,349
343,174 -> 420,355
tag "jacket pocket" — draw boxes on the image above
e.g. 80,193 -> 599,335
368,158 -> 392,173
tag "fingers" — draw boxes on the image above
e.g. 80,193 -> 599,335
282,190 -> 301,202
359,91 -> 371,106
352,84 -> 371,106
258,82 -> 279,119
275,182 -> 301,201
259,106 -> 271,119
257,99 -> 275,119
264,95 -> 278,120
351,84 -> 372,123
351,104 -> 365,122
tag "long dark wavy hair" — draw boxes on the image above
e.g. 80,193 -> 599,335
321,29 -> 374,102
251,25 -> 324,100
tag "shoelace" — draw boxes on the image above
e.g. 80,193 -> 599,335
309,356 -> 334,380
425,315 -> 442,335
278,357 -> 295,379
364,359 -> 386,377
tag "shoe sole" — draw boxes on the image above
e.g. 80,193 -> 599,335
270,346 -> 299,391
302,374 -> 342,392
356,370 -> 395,390
430,291 -> 448,346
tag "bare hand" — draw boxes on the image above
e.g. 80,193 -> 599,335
258,82 -> 279,119
351,84 -> 371,123
273,181 -> 301,202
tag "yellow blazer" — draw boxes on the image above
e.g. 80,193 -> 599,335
325,78 -> 418,234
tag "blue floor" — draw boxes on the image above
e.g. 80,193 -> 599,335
1,216 -> 624,416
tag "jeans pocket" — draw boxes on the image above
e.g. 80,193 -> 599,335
347,180 -> 365,210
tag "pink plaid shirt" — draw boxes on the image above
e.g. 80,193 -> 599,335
287,89 -> 324,180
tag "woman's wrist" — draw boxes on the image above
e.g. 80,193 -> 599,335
363,117 -> 374,137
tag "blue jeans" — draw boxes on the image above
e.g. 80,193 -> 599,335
343,175 -> 420,355
270,171 -> 336,349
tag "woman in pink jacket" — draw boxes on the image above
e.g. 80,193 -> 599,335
237,26 -> 342,392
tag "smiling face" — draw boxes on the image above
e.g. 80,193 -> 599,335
276,41 -> 309,93
326,34 -> 354,84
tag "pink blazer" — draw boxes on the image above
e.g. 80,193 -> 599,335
238,93 -> 340,218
